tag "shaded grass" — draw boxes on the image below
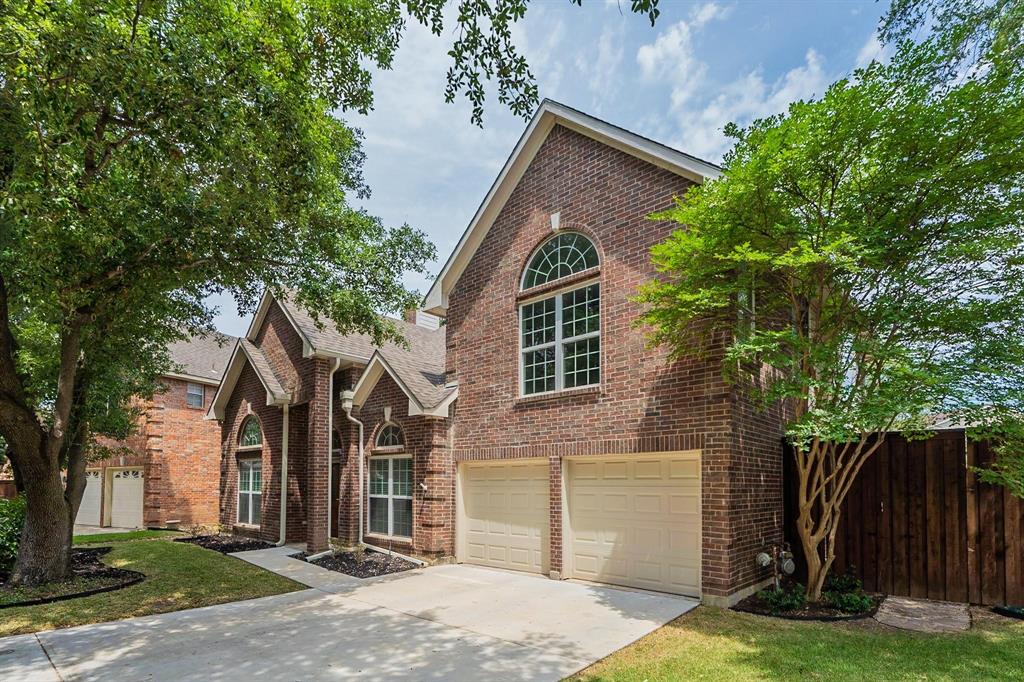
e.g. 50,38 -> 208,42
0,574 -> 126,607
72,529 -> 181,545
572,606 -> 1024,681
0,538 -> 302,636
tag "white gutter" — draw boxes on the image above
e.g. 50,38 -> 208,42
276,404 -> 290,546
340,390 -> 364,546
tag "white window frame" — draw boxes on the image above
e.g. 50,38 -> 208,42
519,279 -> 601,397
374,422 -> 404,452
238,416 -> 262,452
237,459 -> 262,526
186,382 -> 204,409
367,454 -> 413,539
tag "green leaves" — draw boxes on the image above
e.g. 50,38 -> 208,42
637,0 -> 1024,461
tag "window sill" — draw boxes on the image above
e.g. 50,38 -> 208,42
364,532 -> 413,545
514,385 -> 602,406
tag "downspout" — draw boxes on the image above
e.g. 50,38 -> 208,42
276,404 -> 289,546
340,389 -> 426,567
340,390 -> 364,546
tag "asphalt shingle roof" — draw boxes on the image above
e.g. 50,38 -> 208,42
167,332 -> 236,382
277,297 -> 451,409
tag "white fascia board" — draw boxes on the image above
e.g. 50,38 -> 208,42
422,99 -> 721,316
408,387 -> 458,418
206,341 -> 288,420
206,340 -> 245,420
351,354 -> 387,407
162,372 -> 222,387
352,352 -> 426,414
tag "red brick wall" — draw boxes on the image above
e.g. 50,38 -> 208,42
444,124 -> 782,599
219,306 -> 313,544
89,377 -> 220,527
350,372 -> 453,556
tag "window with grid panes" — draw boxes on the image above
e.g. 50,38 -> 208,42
368,455 -> 412,537
519,233 -> 600,396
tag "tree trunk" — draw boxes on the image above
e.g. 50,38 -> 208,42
11,463 -> 73,585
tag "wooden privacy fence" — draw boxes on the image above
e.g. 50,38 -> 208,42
784,431 -> 1024,606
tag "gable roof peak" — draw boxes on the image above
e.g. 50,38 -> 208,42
423,100 -> 721,316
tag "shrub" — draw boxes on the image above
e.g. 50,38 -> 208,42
0,495 -> 27,574
825,589 -> 875,614
757,583 -> 807,613
825,567 -> 863,595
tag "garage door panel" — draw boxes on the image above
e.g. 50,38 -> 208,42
75,470 -> 102,526
110,469 -> 144,528
460,460 -> 548,575
670,493 -> 699,515
569,453 -> 701,597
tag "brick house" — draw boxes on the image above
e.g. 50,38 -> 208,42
76,333 -> 234,529
208,100 -> 788,606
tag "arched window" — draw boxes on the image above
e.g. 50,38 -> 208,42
521,232 -> 599,290
519,233 -> 601,396
239,416 -> 262,449
375,423 -> 404,449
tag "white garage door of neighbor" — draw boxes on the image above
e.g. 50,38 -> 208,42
460,459 -> 549,575
75,470 -> 102,526
568,453 -> 701,597
110,469 -> 145,528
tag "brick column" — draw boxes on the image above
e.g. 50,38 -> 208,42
415,419 -> 453,554
306,358 -> 331,553
548,454 -> 563,579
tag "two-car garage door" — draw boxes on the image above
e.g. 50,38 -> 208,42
458,452 -> 701,597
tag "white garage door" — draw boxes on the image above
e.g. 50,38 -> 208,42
110,469 -> 144,528
568,452 -> 701,596
75,470 -> 102,526
459,459 -> 549,575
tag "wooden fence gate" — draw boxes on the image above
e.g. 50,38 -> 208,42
784,430 -> 1024,606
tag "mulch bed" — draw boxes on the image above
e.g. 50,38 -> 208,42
176,535 -> 275,554
993,605 -> 1024,620
734,592 -> 883,622
299,549 -> 419,578
0,547 -> 144,609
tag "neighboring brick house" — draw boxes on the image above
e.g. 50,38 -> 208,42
209,100 -> 788,606
76,333 -> 234,529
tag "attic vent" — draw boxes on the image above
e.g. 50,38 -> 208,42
415,311 -> 440,330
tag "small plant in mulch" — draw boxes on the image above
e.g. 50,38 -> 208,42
735,568 -> 881,621
299,548 -> 419,578
176,534 -> 275,554
0,547 -> 143,609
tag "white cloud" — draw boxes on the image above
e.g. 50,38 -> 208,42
855,30 -> 891,68
636,4 -> 829,163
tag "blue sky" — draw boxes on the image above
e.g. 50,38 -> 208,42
211,0 -> 888,336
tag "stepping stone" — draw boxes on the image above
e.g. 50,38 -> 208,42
874,596 -> 971,632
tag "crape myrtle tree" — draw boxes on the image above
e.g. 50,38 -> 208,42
637,0 -> 1024,600
0,0 -> 664,585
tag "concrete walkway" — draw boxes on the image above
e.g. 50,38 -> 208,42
1,548 -> 698,681
874,596 -> 971,632
72,525 -> 137,536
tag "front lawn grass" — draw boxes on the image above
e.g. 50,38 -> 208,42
0,537 -> 302,636
572,606 -> 1024,681
72,529 -> 180,545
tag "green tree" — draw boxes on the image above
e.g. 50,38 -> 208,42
0,0 -> 663,586
637,1 -> 1024,600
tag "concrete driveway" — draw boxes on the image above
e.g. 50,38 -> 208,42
1,557 -> 697,681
